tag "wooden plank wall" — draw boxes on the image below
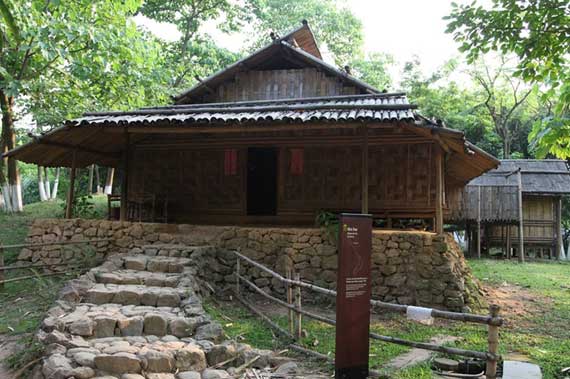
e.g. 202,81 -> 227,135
127,137 -> 446,224
488,196 -> 556,245
448,185 -> 519,222
212,68 -> 359,102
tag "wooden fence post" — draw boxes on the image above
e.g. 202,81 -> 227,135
486,304 -> 501,379
287,269 -> 294,334
294,272 -> 302,341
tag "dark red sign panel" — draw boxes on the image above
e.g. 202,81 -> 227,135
335,213 -> 372,379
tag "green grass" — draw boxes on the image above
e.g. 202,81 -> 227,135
206,260 -> 570,379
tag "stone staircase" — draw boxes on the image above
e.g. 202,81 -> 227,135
34,245 -> 283,379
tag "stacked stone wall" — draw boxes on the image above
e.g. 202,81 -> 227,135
18,219 -> 482,311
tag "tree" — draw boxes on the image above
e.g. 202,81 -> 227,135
469,58 -> 534,158
350,52 -> 394,92
445,0 -> 570,158
139,0 -> 247,93
0,0 -> 158,212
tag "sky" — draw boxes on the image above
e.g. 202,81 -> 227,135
134,0 -> 475,81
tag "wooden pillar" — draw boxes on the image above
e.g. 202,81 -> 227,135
556,197 -> 563,260
65,149 -> 78,219
361,125 -> 369,214
477,186 -> 481,259
506,225 -> 512,260
434,146 -> 444,234
120,130 -> 130,221
517,169 -> 525,262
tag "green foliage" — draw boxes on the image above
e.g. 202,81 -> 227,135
350,52 -> 394,91
315,211 -> 339,243
248,0 -> 364,66
445,0 -> 570,159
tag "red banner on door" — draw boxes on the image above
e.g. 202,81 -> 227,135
335,213 -> 372,379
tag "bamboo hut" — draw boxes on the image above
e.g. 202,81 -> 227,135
3,22 -> 498,231
450,159 -> 570,259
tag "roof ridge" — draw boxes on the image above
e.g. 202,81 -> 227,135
138,93 -> 408,112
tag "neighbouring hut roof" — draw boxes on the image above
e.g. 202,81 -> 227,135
449,159 -> 570,223
468,159 -> 570,194
2,92 -> 498,185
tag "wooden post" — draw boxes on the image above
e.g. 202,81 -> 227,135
506,225 -> 512,260
235,257 -> 240,297
517,169 -> 525,262
477,186 -> 481,259
294,272 -> 302,341
120,130 -> 130,221
435,146 -> 444,234
286,269 -> 294,334
361,125 -> 369,214
486,304 -> 501,379
556,197 -> 563,260
65,149 -> 78,219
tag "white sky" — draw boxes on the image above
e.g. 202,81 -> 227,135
134,0 -> 479,82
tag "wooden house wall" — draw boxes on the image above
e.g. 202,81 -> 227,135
127,133 -> 448,224
205,68 -> 360,102
488,196 -> 556,245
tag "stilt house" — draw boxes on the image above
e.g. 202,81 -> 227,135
451,159 -> 570,258
3,22 -> 498,232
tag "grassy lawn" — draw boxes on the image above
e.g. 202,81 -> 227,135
207,259 -> 570,379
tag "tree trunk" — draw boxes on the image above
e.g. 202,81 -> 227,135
51,167 -> 60,200
0,90 -> 23,211
38,165 -> 47,201
44,167 -> 51,199
104,168 -> 114,195
0,137 -> 12,212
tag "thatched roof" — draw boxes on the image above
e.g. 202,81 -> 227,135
468,159 -> 570,194
449,159 -> 570,223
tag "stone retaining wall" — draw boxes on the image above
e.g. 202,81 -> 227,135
18,219 -> 482,312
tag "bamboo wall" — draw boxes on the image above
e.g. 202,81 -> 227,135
126,128 -> 453,224
487,196 -> 556,245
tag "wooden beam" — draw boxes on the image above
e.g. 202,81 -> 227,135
120,131 -> 130,221
517,169 -> 525,262
361,125 -> 369,214
506,225 -> 512,260
65,149 -> 78,219
435,146 -> 444,234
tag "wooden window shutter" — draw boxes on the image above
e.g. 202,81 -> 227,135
224,149 -> 238,176
290,148 -> 304,175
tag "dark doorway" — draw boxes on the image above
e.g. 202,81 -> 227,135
247,147 -> 277,215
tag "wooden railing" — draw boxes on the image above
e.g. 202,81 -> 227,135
0,238 -> 112,288
233,250 -> 503,379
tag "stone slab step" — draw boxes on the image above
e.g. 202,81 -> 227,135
122,256 -> 193,273
129,245 -> 214,259
85,284 -> 188,307
51,304 -> 206,338
94,270 -> 182,287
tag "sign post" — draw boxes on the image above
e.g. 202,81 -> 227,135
335,213 -> 373,379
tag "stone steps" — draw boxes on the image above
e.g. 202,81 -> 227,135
85,284 -> 187,307
122,256 -> 193,273
51,304 -> 207,338
133,244 -> 214,259
94,270 -> 182,287
35,248 -> 291,379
